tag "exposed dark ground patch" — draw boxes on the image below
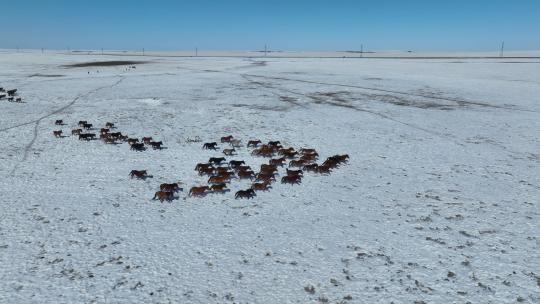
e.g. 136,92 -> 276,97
28,74 -> 64,78
63,61 -> 148,68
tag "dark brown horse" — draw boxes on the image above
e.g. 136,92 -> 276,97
130,143 -> 145,151
153,191 -> 174,202
160,183 -> 182,192
247,140 -> 261,147
220,135 -> 234,143
202,142 -> 218,150
235,189 -> 256,199
150,141 -> 163,150
210,183 -> 229,193
129,170 -> 148,179
269,157 -> 286,167
281,175 -> 302,185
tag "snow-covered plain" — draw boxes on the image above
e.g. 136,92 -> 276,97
1,51 -> 539,303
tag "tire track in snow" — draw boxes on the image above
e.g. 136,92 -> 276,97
8,76 -> 125,175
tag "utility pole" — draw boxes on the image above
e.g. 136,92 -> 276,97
360,44 -> 363,58
101,48 -> 104,55
500,41 -> 505,57
195,47 -> 198,57
143,48 -> 145,56
264,44 -> 267,57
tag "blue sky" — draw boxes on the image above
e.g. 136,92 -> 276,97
1,0 -> 539,51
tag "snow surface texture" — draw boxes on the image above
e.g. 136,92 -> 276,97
0,51 -> 539,303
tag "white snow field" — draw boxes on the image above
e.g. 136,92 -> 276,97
0,51 -> 539,303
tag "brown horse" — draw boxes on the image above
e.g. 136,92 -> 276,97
251,182 -> 271,191
208,175 -> 230,184
255,173 -> 276,182
210,183 -> 229,193
195,163 -> 214,171
238,170 -> 255,180
54,120 -> 63,125
105,122 -> 115,129
198,167 -> 215,176
53,130 -> 63,137
216,171 -> 235,179
129,170 -> 148,179
142,137 -> 153,144
71,129 -> 82,136
82,123 -> 93,130
78,121 -> 87,127
189,186 -> 210,197
153,191 -> 174,202
100,128 -> 109,135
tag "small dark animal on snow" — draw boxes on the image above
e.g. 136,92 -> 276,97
202,142 -> 218,150
129,170 -> 148,179
235,189 -> 256,199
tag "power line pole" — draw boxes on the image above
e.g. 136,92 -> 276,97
499,41 -> 505,57
360,44 -> 363,58
142,48 -> 145,56
195,47 -> 198,57
264,44 -> 267,57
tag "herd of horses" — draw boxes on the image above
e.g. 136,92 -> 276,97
52,120 -> 349,202
184,136 -> 349,200
0,87 -> 23,102
53,119 -> 164,150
